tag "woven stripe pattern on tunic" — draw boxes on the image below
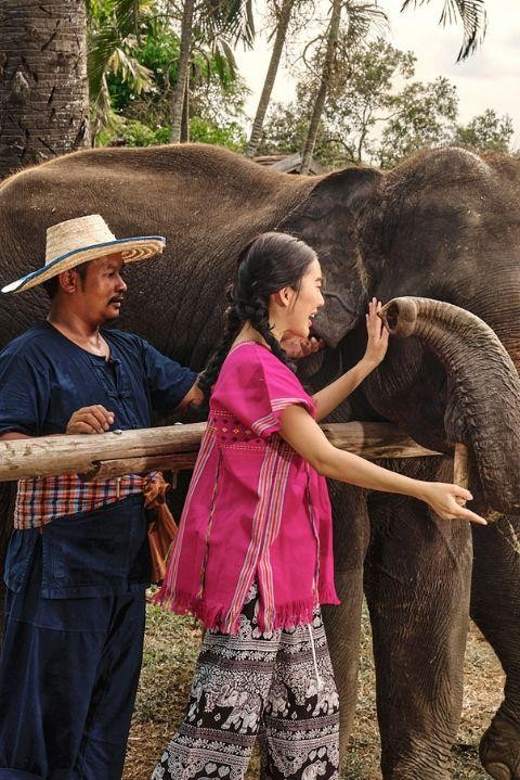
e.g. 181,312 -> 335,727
223,435 -> 294,634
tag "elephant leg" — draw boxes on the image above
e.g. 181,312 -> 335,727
364,471 -> 472,779
322,481 -> 369,762
472,516 -> 520,780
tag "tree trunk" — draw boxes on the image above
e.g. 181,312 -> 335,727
170,0 -> 195,144
180,70 -> 190,143
245,0 -> 295,158
0,0 -> 90,181
300,0 -> 341,175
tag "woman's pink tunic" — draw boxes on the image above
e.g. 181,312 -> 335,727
156,342 -> 340,634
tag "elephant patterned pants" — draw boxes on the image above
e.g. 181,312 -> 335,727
152,583 -> 340,780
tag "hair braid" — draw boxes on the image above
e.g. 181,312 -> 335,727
198,300 -> 242,397
240,297 -> 295,372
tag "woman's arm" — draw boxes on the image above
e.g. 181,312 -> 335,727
279,404 -> 486,524
313,298 -> 389,422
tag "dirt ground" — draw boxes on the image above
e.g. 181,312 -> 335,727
123,602 -> 504,780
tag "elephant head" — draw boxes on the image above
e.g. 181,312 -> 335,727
278,148 -> 520,516
277,166 -> 382,347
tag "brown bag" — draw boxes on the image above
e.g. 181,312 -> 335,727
144,473 -> 178,584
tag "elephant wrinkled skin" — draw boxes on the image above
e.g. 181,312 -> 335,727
1,144 -> 520,779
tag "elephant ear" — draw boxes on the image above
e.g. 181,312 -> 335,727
276,166 -> 382,347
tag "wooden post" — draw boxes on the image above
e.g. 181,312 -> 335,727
0,421 -> 442,483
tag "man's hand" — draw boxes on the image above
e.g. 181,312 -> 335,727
177,381 -> 205,412
281,334 -> 325,359
66,405 -> 114,435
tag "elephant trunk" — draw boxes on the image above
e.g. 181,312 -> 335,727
380,296 -> 520,514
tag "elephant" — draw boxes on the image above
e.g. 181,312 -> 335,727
1,143 -> 520,779
217,686 -> 263,732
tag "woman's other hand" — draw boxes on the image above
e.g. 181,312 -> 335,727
364,297 -> 389,367
419,482 -> 487,525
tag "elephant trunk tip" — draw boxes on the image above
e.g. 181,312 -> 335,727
379,297 -> 418,338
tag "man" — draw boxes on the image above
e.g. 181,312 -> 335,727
0,214 -> 202,779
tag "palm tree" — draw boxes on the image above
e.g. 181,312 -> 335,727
87,0 -> 154,139
300,0 -> 387,174
170,0 -> 255,143
245,0 -> 296,158
0,0 -> 90,180
170,0 -> 196,142
88,0 -> 254,143
300,0 -> 342,174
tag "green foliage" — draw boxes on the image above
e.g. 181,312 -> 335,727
261,37 -> 513,170
88,0 -> 249,150
189,116 -> 246,150
95,116 -> 170,146
86,0 -> 503,166
88,0 -> 155,134
324,38 -> 420,164
378,76 -> 459,167
259,101 -> 310,157
103,14 -> 180,115
259,99 -> 344,169
453,108 -> 514,153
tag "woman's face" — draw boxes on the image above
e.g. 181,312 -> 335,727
284,257 -> 325,339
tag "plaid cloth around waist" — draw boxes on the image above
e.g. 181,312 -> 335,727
14,473 -> 148,530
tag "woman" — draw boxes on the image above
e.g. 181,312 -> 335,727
152,232 -> 484,780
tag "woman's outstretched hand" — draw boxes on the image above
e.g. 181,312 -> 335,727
419,482 -> 487,524
364,297 -> 389,366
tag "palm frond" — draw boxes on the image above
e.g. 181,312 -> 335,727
109,45 -> 153,90
88,0 -> 148,103
90,74 -> 118,140
401,0 -> 487,60
345,2 -> 389,44
217,37 -> 238,75
199,0 -> 255,48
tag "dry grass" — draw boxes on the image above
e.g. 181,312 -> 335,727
123,602 -> 504,780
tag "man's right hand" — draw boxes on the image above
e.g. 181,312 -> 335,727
66,405 -> 115,435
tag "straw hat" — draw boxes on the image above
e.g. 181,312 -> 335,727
1,214 -> 166,294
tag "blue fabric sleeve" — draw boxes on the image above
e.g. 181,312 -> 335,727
140,339 -> 197,413
0,348 -> 51,436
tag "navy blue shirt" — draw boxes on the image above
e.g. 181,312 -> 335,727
0,322 -> 197,598
0,322 -> 196,436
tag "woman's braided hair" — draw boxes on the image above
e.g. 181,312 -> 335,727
198,231 -> 317,397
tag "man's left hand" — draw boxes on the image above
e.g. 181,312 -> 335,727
281,334 -> 325,359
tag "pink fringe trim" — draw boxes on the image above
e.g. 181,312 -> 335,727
153,585 -> 341,635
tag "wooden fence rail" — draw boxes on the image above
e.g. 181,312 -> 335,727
0,421 -> 447,483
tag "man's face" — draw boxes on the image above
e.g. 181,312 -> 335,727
75,254 -> 128,325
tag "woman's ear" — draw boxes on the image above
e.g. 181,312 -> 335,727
272,287 -> 291,309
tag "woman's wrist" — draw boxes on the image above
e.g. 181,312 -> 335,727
359,354 -> 380,373
409,480 -> 431,503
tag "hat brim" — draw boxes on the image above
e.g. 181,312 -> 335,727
2,235 -> 166,294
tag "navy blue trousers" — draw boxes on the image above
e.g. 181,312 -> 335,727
0,543 -> 146,779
